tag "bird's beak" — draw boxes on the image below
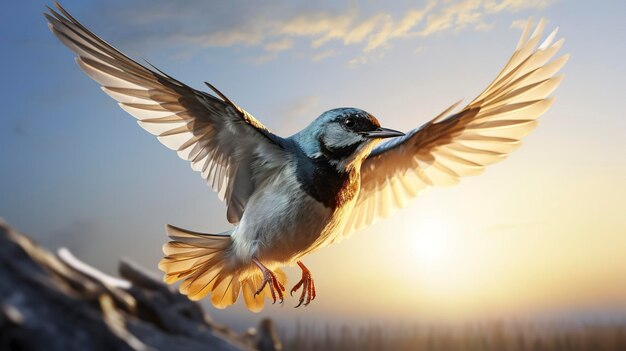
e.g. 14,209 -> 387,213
360,127 -> 405,139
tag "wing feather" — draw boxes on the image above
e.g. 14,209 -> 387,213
339,18 -> 567,240
46,3 -> 286,223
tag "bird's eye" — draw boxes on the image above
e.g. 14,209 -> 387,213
344,118 -> 356,129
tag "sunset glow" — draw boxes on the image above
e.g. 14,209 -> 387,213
1,0 -> 624,334
411,217 -> 455,267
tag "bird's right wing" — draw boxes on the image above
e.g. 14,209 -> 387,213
339,19 -> 568,241
45,3 -> 288,223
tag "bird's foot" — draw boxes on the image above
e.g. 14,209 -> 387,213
290,261 -> 316,307
252,258 -> 285,304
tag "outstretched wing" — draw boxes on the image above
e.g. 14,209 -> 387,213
45,3 -> 287,223
341,18 -> 568,239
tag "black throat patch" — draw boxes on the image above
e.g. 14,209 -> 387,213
318,137 -> 361,161
287,141 -> 359,210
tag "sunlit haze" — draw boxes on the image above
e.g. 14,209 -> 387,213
1,0 -> 625,332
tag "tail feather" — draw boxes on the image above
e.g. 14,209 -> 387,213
211,276 -> 241,308
158,224 -> 286,312
162,253 -> 222,284
182,265 -> 222,299
159,224 -> 232,302
162,243 -> 217,258
242,277 -> 265,312
164,225 -> 230,246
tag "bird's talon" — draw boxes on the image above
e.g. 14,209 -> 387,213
252,258 -> 285,304
291,261 -> 315,308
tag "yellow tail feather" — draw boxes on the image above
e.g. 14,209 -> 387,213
158,224 -> 286,312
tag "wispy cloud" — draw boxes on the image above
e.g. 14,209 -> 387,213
347,51 -> 387,69
312,50 -> 337,62
108,0 -> 554,65
419,0 -> 485,36
264,38 -> 294,53
484,0 -> 553,13
278,11 -> 356,48
272,95 -> 321,134
418,0 -> 553,37
510,19 -> 530,29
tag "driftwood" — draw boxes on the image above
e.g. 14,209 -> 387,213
0,220 -> 281,351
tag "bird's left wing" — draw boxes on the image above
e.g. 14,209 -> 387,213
45,3 -> 287,223
339,19 -> 568,240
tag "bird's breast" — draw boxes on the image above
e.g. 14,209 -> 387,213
231,143 -> 364,264
293,152 -> 360,210
232,165 -> 336,263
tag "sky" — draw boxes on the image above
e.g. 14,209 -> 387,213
1,0 -> 625,332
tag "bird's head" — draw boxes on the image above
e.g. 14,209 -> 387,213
295,108 -> 404,170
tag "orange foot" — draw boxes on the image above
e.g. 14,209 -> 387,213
253,257 -> 285,304
290,261 -> 316,307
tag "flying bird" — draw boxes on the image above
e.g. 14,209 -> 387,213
45,3 -> 567,312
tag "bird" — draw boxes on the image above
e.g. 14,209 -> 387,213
45,2 -> 568,312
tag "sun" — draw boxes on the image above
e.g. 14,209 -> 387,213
411,217 -> 455,266
406,215 -> 470,301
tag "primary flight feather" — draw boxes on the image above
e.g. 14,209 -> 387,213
45,2 -> 567,311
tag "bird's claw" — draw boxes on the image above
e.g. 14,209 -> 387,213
290,263 -> 316,308
254,269 -> 285,304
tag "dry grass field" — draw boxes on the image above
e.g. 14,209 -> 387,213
283,320 -> 626,351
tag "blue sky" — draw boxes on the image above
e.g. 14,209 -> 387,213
1,0 -> 625,331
